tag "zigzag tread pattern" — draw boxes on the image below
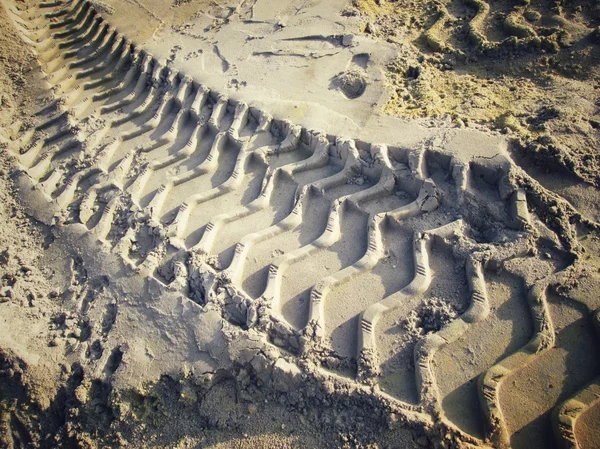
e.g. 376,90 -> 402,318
421,0 -> 594,57
2,1 -> 600,448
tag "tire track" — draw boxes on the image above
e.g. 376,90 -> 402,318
4,1 -> 598,447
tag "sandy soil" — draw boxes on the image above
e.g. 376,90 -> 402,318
354,0 -> 600,190
0,0 -> 600,448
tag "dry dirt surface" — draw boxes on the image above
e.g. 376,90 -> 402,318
355,0 -> 600,196
0,0 -> 600,448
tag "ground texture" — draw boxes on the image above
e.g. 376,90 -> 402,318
0,1 -> 599,448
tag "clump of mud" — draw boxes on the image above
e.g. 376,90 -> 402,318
331,70 -> 368,99
400,297 -> 459,338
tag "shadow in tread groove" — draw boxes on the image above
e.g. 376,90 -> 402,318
432,270 -> 532,438
325,218 -> 414,360
500,293 -> 600,449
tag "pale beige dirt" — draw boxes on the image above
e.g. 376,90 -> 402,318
0,0 -> 600,448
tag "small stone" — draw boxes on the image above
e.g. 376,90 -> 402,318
49,338 -> 59,347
